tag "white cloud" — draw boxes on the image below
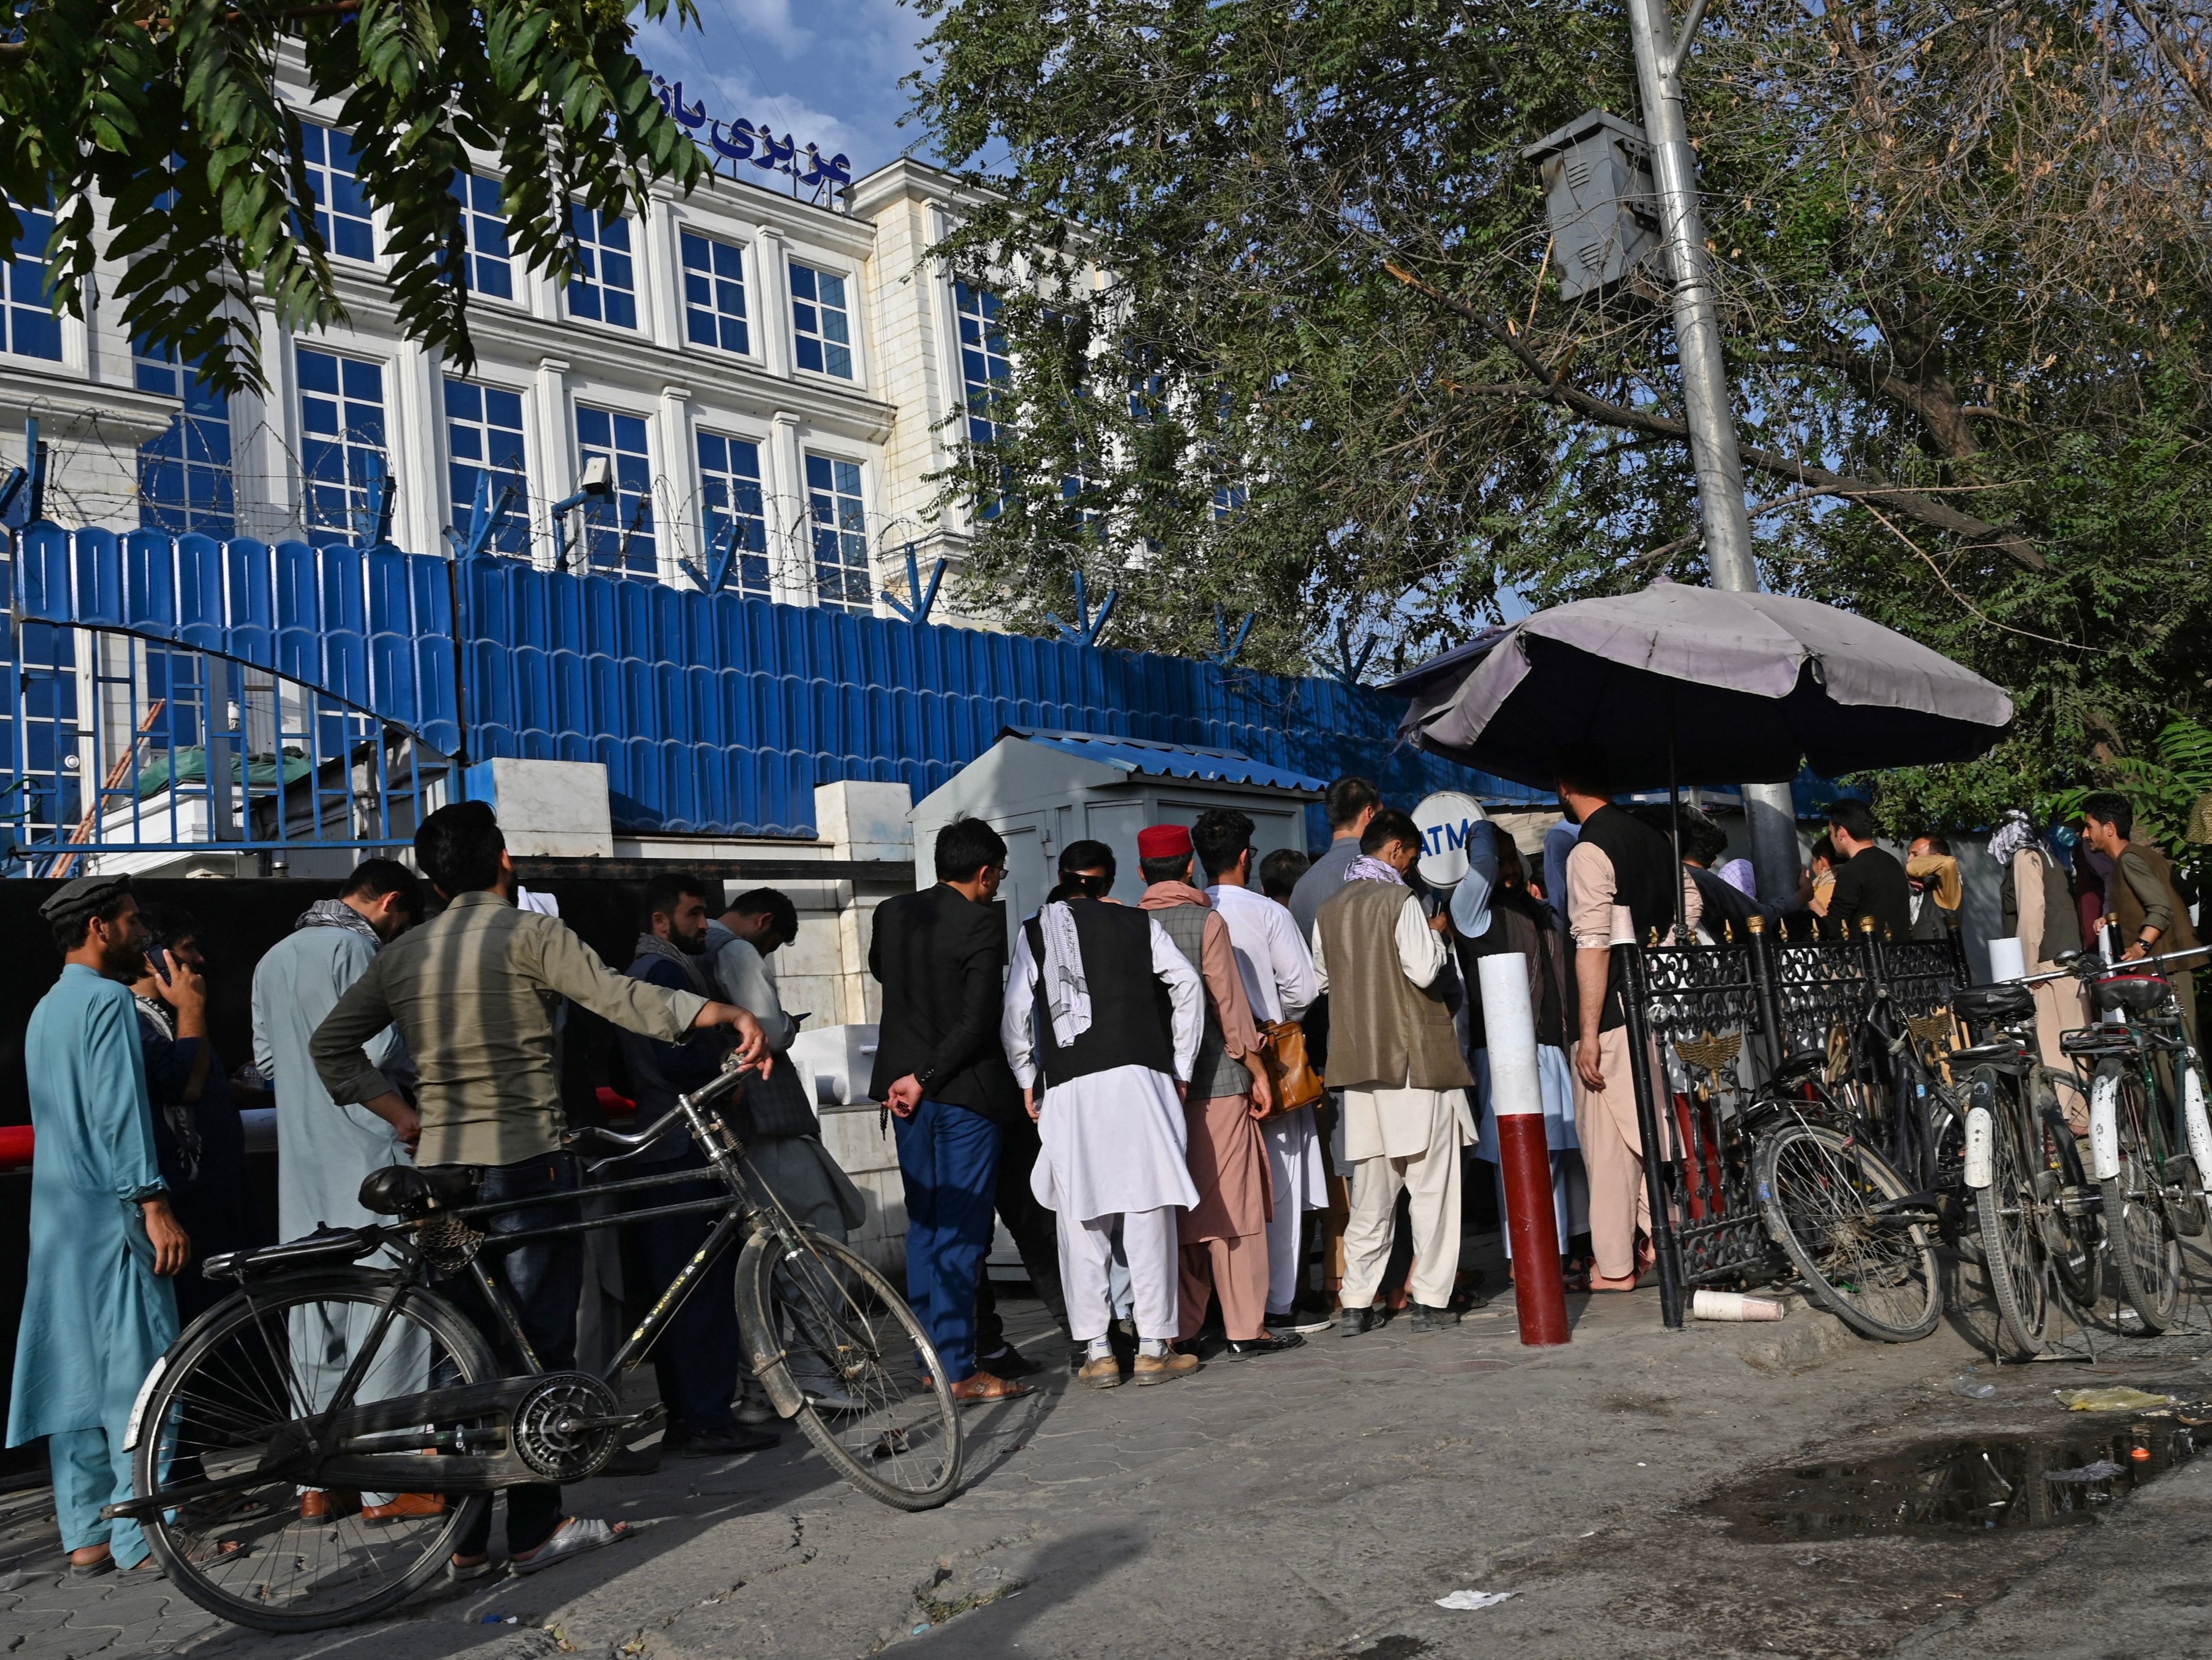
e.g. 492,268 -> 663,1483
635,0 -> 936,177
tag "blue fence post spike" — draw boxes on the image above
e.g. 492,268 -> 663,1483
1329,619 -> 1376,686
1046,570 -> 1118,648
359,451 -> 396,546
1208,607 -> 1255,669
681,519 -> 743,595
881,542 -> 946,625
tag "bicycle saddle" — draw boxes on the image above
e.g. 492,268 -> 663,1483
359,1164 -> 483,1218
2092,974 -> 2171,1016
1954,982 -> 2035,1028
1774,1046 -> 1828,1084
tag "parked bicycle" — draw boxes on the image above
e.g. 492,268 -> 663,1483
1668,1035 -> 1944,1344
101,1056 -> 961,1632
2047,943 -> 2212,1333
1947,976 -> 2101,1357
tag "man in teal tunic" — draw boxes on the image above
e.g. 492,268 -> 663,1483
7,875 -> 192,1575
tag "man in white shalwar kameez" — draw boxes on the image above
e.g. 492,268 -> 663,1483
1311,809 -> 1478,1334
1004,887 -> 1205,1389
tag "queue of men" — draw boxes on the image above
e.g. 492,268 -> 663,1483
9,770 -> 2198,1576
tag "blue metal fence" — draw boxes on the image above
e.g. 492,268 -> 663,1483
3,522 -> 1545,856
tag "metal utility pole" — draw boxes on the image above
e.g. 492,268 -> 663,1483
1624,0 -> 1803,905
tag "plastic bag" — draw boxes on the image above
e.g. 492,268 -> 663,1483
2053,1387 -> 2174,1412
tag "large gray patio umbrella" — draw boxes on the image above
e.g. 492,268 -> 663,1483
1388,581 -> 2015,791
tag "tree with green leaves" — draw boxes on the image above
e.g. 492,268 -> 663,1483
0,0 -> 708,395
908,0 -> 2212,827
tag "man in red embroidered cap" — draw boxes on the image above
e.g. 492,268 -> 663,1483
1136,825 -> 1302,1359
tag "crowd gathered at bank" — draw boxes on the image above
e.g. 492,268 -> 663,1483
4,758 -> 2196,1578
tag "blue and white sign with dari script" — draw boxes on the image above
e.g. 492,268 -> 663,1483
1413,791 -> 1488,888
652,75 -> 853,192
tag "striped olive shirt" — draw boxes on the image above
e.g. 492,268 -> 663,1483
312,889 -> 708,1167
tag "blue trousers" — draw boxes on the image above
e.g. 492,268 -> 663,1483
443,1153 -> 580,1558
625,1145 -> 741,1435
50,1426 -> 146,1567
894,1100 -> 1002,1382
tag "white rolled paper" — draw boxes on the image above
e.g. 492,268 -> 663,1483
1477,954 -> 1542,1119
1609,902 -> 1636,948
1986,936 -> 2028,983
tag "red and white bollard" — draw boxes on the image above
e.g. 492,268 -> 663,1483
1476,952 -> 1570,1347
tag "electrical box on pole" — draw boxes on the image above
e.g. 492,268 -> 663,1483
1521,111 -> 1662,301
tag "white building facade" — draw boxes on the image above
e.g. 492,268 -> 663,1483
0,90 -> 1036,628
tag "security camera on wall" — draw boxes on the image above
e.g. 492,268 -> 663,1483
578,455 -> 615,496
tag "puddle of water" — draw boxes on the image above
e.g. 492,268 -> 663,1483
1702,1421 -> 2209,1539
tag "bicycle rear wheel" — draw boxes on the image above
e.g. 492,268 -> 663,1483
2035,1105 -> 2102,1312
1974,1077 -> 2051,1359
739,1230 -> 963,1510
1759,1118 -> 1943,1342
134,1275 -> 497,1632
2104,1070 -> 2183,1332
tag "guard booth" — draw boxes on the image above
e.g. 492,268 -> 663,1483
909,727 -> 1327,941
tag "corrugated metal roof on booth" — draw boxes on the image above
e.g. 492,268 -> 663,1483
1003,728 -> 1331,794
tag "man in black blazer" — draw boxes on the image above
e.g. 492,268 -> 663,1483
870,817 -> 1032,1402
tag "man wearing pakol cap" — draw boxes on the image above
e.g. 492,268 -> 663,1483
1312,808 -> 1477,1334
1003,840 -> 1207,1388
8,876 -> 191,1577
1136,824 -> 1300,1359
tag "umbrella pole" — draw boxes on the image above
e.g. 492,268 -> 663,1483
1667,687 -> 1686,941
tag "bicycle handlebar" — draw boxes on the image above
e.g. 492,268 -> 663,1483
2013,940 -> 2212,989
568,1056 -> 756,1162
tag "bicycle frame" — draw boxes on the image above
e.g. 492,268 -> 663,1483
110,1061 -> 792,1519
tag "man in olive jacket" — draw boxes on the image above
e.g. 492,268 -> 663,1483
1311,808 -> 1476,1335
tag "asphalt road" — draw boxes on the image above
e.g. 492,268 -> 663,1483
9,1251 -> 2212,1660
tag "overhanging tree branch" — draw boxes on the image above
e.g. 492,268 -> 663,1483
1378,257 -> 2049,574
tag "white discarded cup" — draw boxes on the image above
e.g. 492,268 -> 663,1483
1692,1288 -> 1785,1322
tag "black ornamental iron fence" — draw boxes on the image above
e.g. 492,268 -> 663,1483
1615,917 -> 1970,1330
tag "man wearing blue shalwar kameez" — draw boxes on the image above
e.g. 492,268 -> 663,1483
7,875 -> 191,1576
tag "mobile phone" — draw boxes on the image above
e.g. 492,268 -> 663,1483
148,945 -> 172,980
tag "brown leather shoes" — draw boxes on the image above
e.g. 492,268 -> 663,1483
362,1493 -> 447,1522
950,1371 -> 1034,1405
1133,1349 -> 1200,1387
1077,1355 -> 1124,1390
300,1489 -> 359,1522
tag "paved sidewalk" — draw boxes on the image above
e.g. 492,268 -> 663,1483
1,1275 -> 2006,1660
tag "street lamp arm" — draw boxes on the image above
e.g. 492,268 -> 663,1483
1376,256 -> 2048,574
1663,0 -> 1711,78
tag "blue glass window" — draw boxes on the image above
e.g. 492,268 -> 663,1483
297,347 -> 387,546
695,431 -> 770,598
300,124 -> 376,263
574,405 -> 655,576
3,206 -> 62,361
444,379 -> 529,555
680,231 -> 750,355
448,172 -> 513,300
567,206 -> 637,329
790,262 -> 853,378
134,343 -> 235,537
806,452 -> 869,610
954,282 -> 1008,444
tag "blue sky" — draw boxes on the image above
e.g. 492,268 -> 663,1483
636,0 -> 940,182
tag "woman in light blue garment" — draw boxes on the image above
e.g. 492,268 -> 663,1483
7,877 -> 188,1577
1451,827 -> 1590,1287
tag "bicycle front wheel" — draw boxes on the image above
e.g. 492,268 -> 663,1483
135,1275 -> 497,1632
738,1230 -> 963,1511
2104,1070 -> 2183,1332
1759,1119 -> 1943,1342
1974,1079 -> 2051,1359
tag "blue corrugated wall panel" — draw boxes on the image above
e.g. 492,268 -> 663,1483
6,528 -> 1546,839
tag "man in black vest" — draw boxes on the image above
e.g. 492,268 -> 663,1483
1557,745 -> 1699,1293
1001,846 -> 1207,1389
870,818 -> 1033,1404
